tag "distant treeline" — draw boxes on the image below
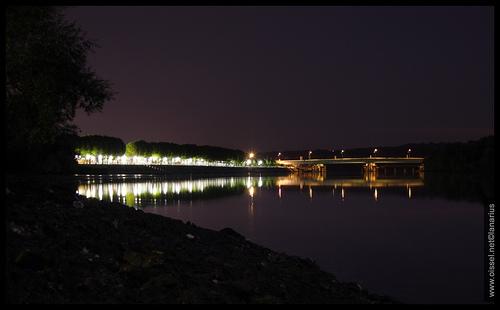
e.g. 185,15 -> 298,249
75,135 -> 246,161
125,140 -> 245,161
76,135 -> 126,156
262,136 -> 494,175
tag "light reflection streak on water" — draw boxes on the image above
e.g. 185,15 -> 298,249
77,174 -> 423,207
78,177 -> 263,207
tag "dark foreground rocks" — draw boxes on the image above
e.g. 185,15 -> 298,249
6,176 -> 395,304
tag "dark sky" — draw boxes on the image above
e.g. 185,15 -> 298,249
66,6 -> 494,152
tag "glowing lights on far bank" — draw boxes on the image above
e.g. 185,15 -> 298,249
76,149 -> 267,167
76,154 -> 268,167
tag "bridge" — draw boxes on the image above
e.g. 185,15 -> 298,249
276,157 -> 424,174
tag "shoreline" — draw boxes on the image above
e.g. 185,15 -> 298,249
74,164 -> 291,178
6,175 -> 395,304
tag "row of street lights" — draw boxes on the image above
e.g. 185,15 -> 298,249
275,148 -> 413,160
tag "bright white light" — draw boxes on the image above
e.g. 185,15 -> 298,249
257,160 -> 263,166
246,159 -> 252,165
249,186 -> 255,198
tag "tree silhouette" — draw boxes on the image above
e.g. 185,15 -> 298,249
6,6 -> 113,172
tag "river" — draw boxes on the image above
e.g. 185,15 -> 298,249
75,171 -> 486,303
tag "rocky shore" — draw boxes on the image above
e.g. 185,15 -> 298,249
6,176 -> 394,304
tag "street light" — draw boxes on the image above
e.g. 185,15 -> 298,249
277,152 -> 282,160
407,148 -> 412,158
341,149 -> 344,158
308,150 -> 312,160
373,148 -> 378,157
248,152 -> 255,159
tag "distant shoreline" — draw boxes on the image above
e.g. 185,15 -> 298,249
74,164 -> 291,177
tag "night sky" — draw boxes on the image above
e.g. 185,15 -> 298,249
66,6 -> 493,152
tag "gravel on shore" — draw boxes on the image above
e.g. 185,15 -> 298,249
6,175 -> 395,304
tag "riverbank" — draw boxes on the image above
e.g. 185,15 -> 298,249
6,175 -> 394,304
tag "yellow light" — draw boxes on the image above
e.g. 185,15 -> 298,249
249,186 -> 255,198
249,152 -> 255,159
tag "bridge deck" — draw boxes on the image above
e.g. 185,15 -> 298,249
277,157 -> 424,166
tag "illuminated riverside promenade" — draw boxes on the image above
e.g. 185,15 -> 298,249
75,154 -> 266,167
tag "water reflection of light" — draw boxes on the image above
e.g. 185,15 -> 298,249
78,176 -> 264,207
246,176 -> 253,188
78,175 -> 421,210
249,186 -> 255,198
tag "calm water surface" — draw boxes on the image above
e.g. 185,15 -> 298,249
76,173 -> 484,304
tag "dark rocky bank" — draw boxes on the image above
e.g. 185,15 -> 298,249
6,176 -> 395,304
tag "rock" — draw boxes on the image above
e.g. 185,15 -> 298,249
220,227 -> 246,240
9,222 -> 29,236
73,201 -> 85,208
14,250 -> 46,271
123,251 -> 164,268
141,273 -> 178,291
